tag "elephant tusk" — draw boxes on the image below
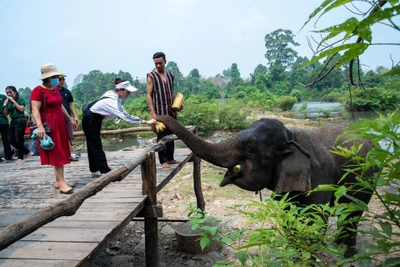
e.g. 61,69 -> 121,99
233,164 -> 241,173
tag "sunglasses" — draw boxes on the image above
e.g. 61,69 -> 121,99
59,78 -> 65,81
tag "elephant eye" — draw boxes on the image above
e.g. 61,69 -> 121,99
246,145 -> 255,155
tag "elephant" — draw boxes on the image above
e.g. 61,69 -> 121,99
156,115 -> 375,258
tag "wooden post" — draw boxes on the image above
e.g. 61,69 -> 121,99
192,155 -> 205,211
141,152 -> 159,267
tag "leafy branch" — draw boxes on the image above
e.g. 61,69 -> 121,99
302,0 -> 399,88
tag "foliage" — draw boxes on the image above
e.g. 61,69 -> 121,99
178,95 -> 219,135
317,108 -> 332,118
264,29 -> 300,69
344,87 -> 400,111
330,110 -> 400,266
277,95 -> 298,111
187,192 -> 352,267
302,0 -> 400,84
18,87 -> 32,111
72,70 -> 135,104
217,101 -> 250,131
186,111 -> 400,267
289,89 -> 302,102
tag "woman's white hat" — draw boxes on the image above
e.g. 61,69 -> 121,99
40,63 -> 62,80
116,81 -> 138,92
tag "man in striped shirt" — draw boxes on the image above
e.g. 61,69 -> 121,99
147,52 -> 181,168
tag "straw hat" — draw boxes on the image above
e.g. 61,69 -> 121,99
40,63 -> 62,80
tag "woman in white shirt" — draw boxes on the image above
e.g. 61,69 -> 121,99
82,78 -> 156,177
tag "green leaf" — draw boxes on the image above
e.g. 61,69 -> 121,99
301,0 -> 353,29
314,17 -> 359,47
336,43 -> 369,67
380,257 -> 400,267
235,251 -> 248,266
379,221 -> 393,238
382,68 -> 400,77
199,237 -> 210,251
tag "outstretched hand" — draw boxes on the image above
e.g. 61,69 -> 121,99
144,118 -> 157,125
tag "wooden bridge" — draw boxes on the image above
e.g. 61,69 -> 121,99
0,131 -> 205,267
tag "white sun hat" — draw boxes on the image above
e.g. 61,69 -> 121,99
115,80 -> 138,92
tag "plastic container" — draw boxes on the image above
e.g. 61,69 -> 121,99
172,93 -> 184,111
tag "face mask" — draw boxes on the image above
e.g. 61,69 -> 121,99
50,78 -> 59,86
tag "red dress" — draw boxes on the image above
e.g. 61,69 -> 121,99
31,85 -> 70,166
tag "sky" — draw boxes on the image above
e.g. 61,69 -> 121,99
0,0 -> 398,90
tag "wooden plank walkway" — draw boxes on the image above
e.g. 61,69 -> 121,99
0,147 -> 193,267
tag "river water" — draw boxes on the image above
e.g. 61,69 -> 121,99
290,102 -> 379,122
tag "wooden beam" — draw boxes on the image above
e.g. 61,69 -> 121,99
136,205 -> 163,218
141,152 -> 159,267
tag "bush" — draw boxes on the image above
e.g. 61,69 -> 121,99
218,104 -> 249,131
178,99 -> 219,136
290,89 -> 302,102
344,87 -> 400,111
277,96 -> 298,111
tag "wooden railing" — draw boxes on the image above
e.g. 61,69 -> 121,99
0,126 -> 204,267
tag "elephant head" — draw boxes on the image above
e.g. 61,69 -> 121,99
157,115 -> 312,193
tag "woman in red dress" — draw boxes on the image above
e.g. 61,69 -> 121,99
31,63 -> 76,194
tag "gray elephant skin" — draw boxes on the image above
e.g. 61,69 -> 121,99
157,115 -> 375,258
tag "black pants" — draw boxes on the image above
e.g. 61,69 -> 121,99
0,123 -> 13,160
157,125 -> 175,164
9,118 -> 29,160
82,111 -> 111,174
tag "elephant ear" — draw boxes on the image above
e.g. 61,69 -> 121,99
273,141 -> 312,194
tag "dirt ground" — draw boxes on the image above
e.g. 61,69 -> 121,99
90,115 -> 398,267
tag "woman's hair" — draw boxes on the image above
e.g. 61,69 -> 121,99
114,78 -> 127,85
114,78 -> 128,91
5,86 -> 19,99
42,78 -> 51,84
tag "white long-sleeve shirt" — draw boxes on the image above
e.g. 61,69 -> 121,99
89,90 -> 142,124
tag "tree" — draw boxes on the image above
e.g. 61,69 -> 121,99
186,68 -> 201,94
166,61 -> 184,87
264,29 -> 300,69
18,87 -> 32,112
250,64 -> 268,85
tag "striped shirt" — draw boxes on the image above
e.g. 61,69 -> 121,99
147,71 -> 175,116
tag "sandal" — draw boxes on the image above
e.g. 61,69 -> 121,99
167,160 -> 181,164
59,187 -> 74,194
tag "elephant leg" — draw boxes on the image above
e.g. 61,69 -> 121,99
335,210 -> 363,258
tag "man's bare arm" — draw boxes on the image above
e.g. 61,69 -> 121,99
147,75 -> 156,119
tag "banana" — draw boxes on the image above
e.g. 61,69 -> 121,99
155,122 -> 166,133
233,164 -> 241,173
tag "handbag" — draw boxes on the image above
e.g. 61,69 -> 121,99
29,88 -> 52,135
28,121 -> 51,134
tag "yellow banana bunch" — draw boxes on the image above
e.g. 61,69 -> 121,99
155,122 -> 166,133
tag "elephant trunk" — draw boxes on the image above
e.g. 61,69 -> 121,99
156,115 -> 239,168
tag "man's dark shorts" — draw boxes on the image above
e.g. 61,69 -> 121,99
66,120 -> 74,141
